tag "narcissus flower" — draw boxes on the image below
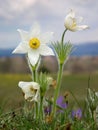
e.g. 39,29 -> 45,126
18,81 -> 40,102
64,10 -> 89,31
12,23 -> 54,66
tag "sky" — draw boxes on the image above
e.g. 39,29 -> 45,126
0,0 -> 98,49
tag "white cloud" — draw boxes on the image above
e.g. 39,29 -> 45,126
0,0 -> 37,19
9,0 -> 37,13
0,0 -> 98,48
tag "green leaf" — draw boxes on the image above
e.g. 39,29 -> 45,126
51,41 -> 73,65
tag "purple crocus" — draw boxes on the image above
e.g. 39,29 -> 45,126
56,96 -> 68,112
71,108 -> 82,120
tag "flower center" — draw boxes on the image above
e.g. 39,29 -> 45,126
72,19 -> 77,28
29,38 -> 40,49
30,87 -> 37,94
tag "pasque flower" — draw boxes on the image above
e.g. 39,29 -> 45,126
56,96 -> 68,112
72,109 -> 82,120
12,23 -> 54,66
64,10 -> 89,31
87,88 -> 98,111
18,81 -> 40,102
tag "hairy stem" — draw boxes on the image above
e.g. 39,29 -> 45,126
39,96 -> 43,120
52,63 -> 63,117
61,29 -> 67,44
32,65 -> 39,119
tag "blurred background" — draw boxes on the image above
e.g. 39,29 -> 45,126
0,0 -> 98,110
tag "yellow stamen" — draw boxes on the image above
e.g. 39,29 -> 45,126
30,87 -> 37,94
72,19 -> 77,28
29,38 -> 40,49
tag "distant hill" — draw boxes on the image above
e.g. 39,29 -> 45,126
0,42 -> 98,57
71,42 -> 98,56
0,48 -> 13,57
0,48 -> 24,57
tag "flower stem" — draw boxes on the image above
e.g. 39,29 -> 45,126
52,29 -> 67,117
39,96 -> 43,120
35,102 -> 38,118
32,65 -> 39,119
33,68 -> 36,81
61,29 -> 67,44
52,63 -> 63,117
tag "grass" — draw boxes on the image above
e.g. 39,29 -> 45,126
61,73 -> 98,98
0,73 -> 98,130
0,73 -> 98,110
0,74 -> 31,110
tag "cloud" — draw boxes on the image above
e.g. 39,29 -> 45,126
0,0 -> 98,48
0,0 -> 37,19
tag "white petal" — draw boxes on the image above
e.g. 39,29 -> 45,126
19,81 -> 32,88
18,81 -> 39,90
28,50 -> 40,66
70,10 -> 75,18
29,23 -> 41,37
30,82 -> 40,89
17,29 -> 29,41
67,9 -> 75,18
40,32 -> 54,44
95,92 -> 98,97
32,90 -> 40,102
25,95 -> 29,100
64,17 -> 73,29
12,42 -> 28,54
39,45 -> 54,56
75,25 -> 89,31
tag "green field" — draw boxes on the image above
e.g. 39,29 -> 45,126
0,73 -> 98,110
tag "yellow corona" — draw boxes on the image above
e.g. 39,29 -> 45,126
29,38 -> 40,49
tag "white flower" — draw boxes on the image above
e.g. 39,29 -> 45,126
18,81 -> 40,102
47,77 -> 53,86
46,76 -> 56,89
95,92 -> 98,97
12,23 -> 54,66
64,10 -> 89,31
